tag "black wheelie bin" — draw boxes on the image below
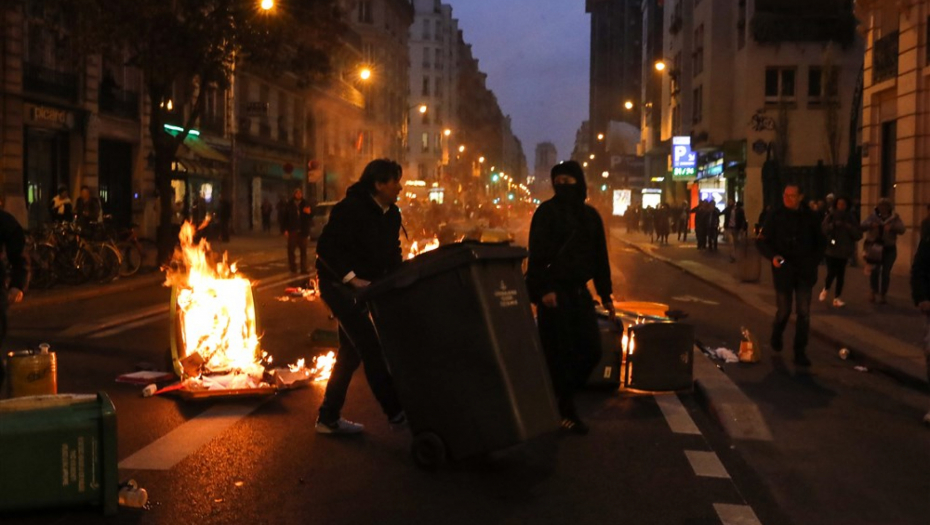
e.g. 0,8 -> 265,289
362,242 -> 559,468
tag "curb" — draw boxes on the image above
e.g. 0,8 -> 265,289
613,235 -> 929,394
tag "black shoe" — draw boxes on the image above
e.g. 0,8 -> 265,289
560,417 -> 590,435
770,340 -> 783,353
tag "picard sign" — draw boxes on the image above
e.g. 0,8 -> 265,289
26,104 -> 71,128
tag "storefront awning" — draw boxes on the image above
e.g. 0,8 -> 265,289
175,157 -> 220,177
181,135 -> 228,163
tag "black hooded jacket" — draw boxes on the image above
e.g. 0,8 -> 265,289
315,183 -> 402,283
526,167 -> 612,304
756,204 -> 826,288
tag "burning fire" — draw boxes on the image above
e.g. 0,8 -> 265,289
166,222 -> 268,390
407,237 -> 440,259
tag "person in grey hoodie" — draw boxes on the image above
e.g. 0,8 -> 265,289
861,198 -> 907,304
819,196 -> 861,307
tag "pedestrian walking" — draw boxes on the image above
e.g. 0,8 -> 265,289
819,196 -> 861,308
260,198 -> 273,233
908,226 -> 930,425
861,198 -> 906,304
722,200 -> 748,262
314,159 -> 406,434
756,183 -> 826,366
280,188 -> 312,274
706,201 -> 721,252
49,187 -> 72,222
643,206 -> 655,243
526,160 -> 614,435
655,203 -> 671,245
676,201 -> 690,242
692,201 -> 709,249
0,209 -> 27,389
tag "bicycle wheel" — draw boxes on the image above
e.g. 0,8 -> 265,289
56,244 -> 96,285
118,241 -> 142,277
28,243 -> 57,289
94,243 -> 122,283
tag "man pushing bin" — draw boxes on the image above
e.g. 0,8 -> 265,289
314,159 -> 407,434
526,160 -> 614,435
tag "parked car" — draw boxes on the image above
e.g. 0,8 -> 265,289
309,202 -> 337,240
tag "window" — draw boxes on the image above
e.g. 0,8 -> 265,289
434,133 -> 442,151
765,68 -> 795,103
435,48 -> 442,70
423,47 -> 430,68
692,85 -> 703,123
693,24 -> 704,76
418,163 -> 427,179
435,20 -> 442,40
435,77 -> 443,98
808,66 -> 839,104
358,1 -> 372,24
421,133 -> 429,153
422,19 -> 430,40
422,76 -> 430,96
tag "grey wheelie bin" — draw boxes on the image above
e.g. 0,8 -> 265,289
362,242 -> 559,469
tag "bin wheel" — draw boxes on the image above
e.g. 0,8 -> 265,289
411,432 -> 446,470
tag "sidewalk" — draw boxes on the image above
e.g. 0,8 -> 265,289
20,231 -> 290,309
610,228 -> 929,389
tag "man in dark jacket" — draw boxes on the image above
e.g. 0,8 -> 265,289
756,183 -> 826,366
722,200 -> 748,262
909,226 -> 930,424
526,160 -> 614,435
0,209 -> 27,389
280,188 -> 312,274
313,159 -> 405,434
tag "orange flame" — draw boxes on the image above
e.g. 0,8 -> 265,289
407,237 -> 440,259
166,222 -> 267,388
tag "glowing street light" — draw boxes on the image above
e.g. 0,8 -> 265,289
589,154 -> 595,160
418,104 -> 428,114
359,67 -> 372,81
597,133 -> 605,141
602,171 -> 609,178
443,128 -> 451,137
260,0 -> 274,10
458,145 -> 465,153
478,156 -> 485,163
624,100 -> 634,110
583,162 -> 588,167
655,60 -> 666,72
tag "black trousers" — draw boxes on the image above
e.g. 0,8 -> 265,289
317,278 -> 403,423
537,286 -> 601,408
287,233 -> 308,273
824,256 -> 848,297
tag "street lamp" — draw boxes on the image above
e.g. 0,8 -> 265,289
458,145 -> 465,153
359,67 -> 372,81
443,128 -> 451,137
589,154 -> 595,160
602,171 -> 609,178
417,104 -> 428,114
260,0 -> 274,10
624,100 -> 634,110
478,156 -> 485,163
597,133 -> 605,141
655,60 -> 667,72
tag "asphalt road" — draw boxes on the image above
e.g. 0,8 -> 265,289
2,241 -> 926,524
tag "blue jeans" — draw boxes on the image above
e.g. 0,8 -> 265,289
771,284 -> 813,353
317,278 -> 403,423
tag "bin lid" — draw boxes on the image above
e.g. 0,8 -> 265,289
361,241 -> 527,300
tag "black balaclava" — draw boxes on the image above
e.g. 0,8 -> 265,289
550,161 -> 587,207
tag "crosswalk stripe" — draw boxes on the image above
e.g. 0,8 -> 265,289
118,401 -> 263,471
654,393 -> 701,435
684,450 -> 730,479
713,503 -> 763,525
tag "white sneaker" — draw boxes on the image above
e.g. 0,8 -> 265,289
832,298 -> 846,308
819,289 -> 828,302
316,418 -> 365,435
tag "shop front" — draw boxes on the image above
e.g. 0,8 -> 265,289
22,103 -> 79,229
170,135 -> 230,228
239,155 -> 306,232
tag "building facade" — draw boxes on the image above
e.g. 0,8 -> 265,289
856,0 -> 929,267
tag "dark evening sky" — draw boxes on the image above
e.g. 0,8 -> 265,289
450,2 -> 590,172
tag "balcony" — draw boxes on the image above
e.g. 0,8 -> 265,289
24,62 -> 78,101
872,31 -> 899,84
99,88 -> 139,120
750,10 -> 856,46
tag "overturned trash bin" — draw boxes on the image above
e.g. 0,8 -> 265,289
362,242 -> 559,468
0,393 -> 118,515
624,322 -> 695,391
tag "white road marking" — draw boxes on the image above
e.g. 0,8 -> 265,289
118,401 -> 263,470
653,393 -> 701,435
713,503 -> 763,525
671,295 -> 720,306
684,450 -> 730,479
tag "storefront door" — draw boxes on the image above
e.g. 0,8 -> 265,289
98,139 -> 134,230
24,128 -> 69,229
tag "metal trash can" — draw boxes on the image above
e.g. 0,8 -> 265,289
587,310 -> 622,388
624,322 -> 694,391
0,392 -> 118,515
363,242 -> 559,468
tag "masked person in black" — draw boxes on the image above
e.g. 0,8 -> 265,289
313,159 -> 406,434
526,160 -> 614,435
756,183 -> 826,367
